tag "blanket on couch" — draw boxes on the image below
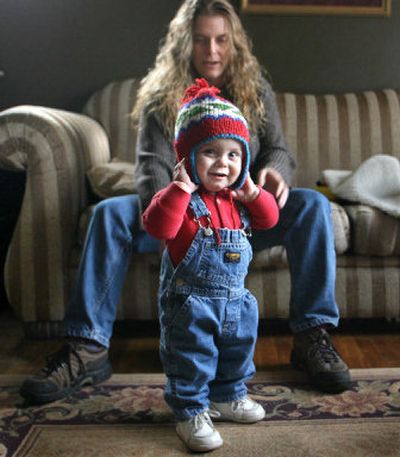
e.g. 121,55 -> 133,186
323,154 -> 400,218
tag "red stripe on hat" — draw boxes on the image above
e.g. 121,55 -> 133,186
175,117 -> 249,162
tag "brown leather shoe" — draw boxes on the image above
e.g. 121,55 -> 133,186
19,340 -> 112,404
291,326 -> 351,393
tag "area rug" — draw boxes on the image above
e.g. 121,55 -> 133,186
1,369 -> 400,457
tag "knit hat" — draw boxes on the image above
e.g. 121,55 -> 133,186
174,78 -> 250,189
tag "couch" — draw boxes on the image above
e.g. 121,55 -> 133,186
1,78 -> 399,337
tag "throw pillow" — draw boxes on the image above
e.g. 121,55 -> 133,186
86,159 -> 136,199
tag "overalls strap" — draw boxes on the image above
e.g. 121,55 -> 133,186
189,192 -> 210,219
189,191 -> 251,231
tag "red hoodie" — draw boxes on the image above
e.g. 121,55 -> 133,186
143,183 -> 279,267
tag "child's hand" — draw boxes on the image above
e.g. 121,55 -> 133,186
232,175 -> 260,203
173,159 -> 198,194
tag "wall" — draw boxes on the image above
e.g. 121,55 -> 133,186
0,0 -> 180,111
242,0 -> 400,94
1,0 -> 399,112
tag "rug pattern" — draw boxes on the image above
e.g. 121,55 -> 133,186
1,370 -> 400,456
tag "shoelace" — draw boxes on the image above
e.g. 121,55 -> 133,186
209,398 -> 253,418
42,343 -> 85,380
231,398 -> 250,412
307,330 -> 340,363
192,412 -> 213,431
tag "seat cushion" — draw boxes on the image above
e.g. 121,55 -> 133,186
345,205 -> 400,256
331,202 -> 350,254
86,158 -> 136,199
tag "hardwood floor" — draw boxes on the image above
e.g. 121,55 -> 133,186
1,306 -> 399,375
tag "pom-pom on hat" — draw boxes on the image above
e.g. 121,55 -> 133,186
174,78 -> 250,189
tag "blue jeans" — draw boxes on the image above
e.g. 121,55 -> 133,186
64,189 -> 339,347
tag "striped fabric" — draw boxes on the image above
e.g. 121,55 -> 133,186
249,256 -> 400,321
0,106 -> 110,321
1,80 -> 400,336
83,79 -> 139,162
276,90 -> 400,188
345,205 -> 400,256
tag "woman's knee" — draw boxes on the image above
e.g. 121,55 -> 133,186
91,195 -> 139,231
289,188 -> 330,214
91,195 -> 139,225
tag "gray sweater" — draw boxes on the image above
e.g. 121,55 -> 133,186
135,78 -> 296,211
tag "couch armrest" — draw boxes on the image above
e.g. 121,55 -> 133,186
0,105 -> 110,321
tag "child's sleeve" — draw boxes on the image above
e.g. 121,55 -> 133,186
245,186 -> 279,230
142,183 -> 192,240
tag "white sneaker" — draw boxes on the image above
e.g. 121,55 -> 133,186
176,411 -> 223,452
209,396 -> 265,423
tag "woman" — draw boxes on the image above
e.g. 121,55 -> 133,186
132,0 -> 294,211
20,0 -> 350,407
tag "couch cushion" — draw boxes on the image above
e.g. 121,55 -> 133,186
276,90 -> 400,189
345,205 -> 400,256
337,254 -> 400,268
77,205 -> 96,247
83,79 -> 139,163
86,158 -> 136,199
331,202 -> 350,254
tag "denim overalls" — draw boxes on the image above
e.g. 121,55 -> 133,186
158,192 -> 259,421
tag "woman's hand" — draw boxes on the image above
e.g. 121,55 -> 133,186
173,158 -> 198,194
232,175 -> 260,203
256,167 -> 289,208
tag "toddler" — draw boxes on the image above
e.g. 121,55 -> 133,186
142,79 -> 279,452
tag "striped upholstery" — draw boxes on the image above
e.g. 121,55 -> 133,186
1,80 -> 400,336
0,106 -> 110,321
345,205 -> 400,256
83,79 -> 139,162
276,90 -> 400,188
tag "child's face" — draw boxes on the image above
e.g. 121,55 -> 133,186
195,138 -> 243,193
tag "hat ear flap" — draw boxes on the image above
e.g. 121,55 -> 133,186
189,149 -> 201,185
230,142 -> 250,189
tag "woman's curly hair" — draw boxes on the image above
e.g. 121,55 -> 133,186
131,0 -> 267,138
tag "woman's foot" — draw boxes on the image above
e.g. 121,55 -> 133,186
19,340 -> 112,404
